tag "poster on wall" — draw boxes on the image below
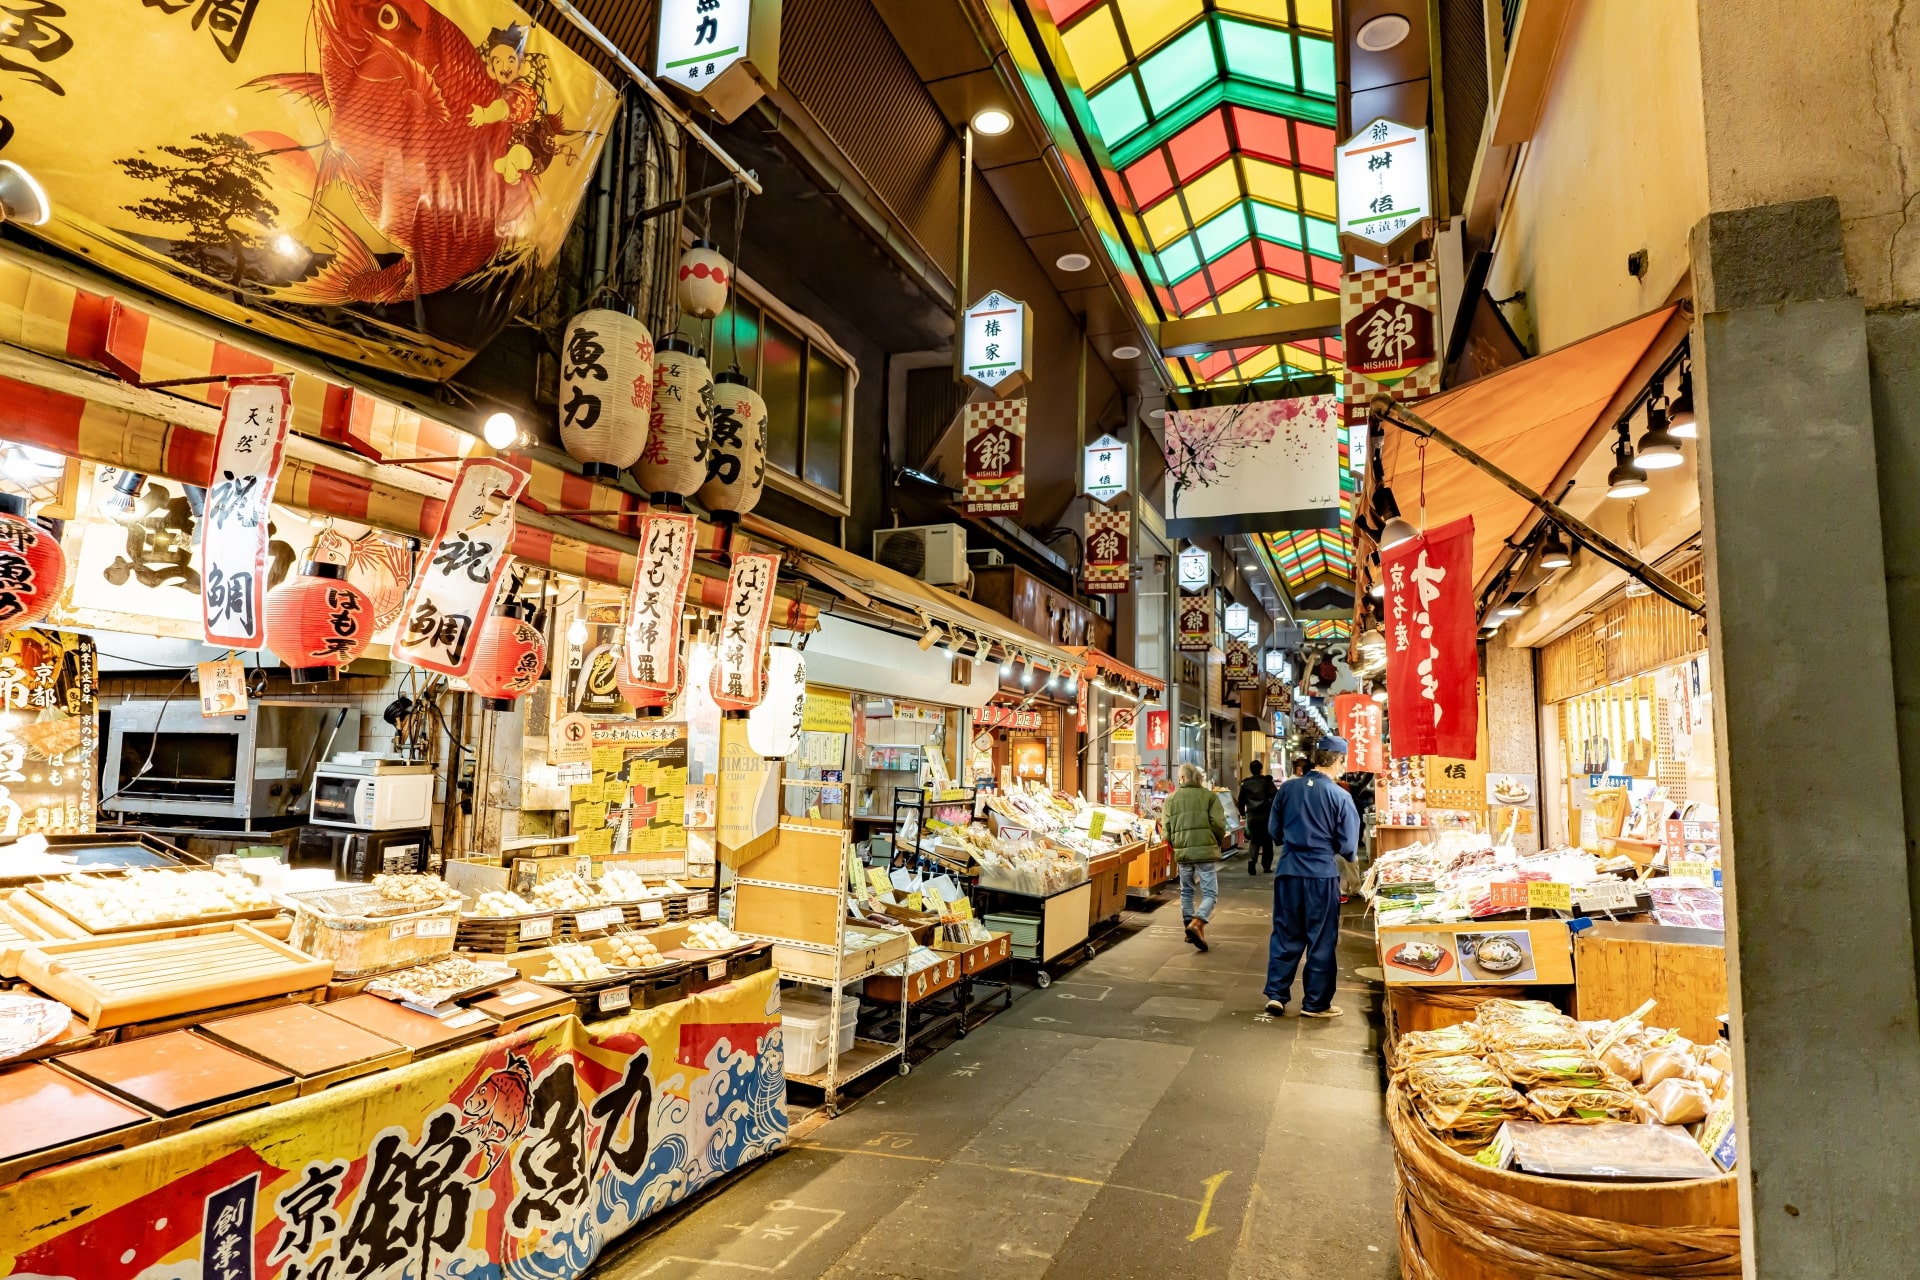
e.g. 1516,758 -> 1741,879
961,400 -> 1027,516
0,630 -> 96,836
0,0 -> 619,380
1381,515 -> 1477,759
584,721 -> 689,870
1163,397 -> 1342,539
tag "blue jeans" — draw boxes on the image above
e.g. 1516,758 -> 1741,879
1179,863 -> 1218,923
1265,874 -> 1342,1011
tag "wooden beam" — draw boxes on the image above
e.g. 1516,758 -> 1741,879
1155,298 -> 1342,358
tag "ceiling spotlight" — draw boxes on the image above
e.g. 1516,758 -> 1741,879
1149,407 -> 1167,419
1495,594 -> 1526,619
999,657 -> 1013,677
1635,402 -> 1685,469
482,411 -> 519,450
0,160 -> 50,226
971,108 -> 1013,136
1056,252 -> 1092,272
918,622 -> 941,651
1668,362 -> 1697,438
1379,516 -> 1420,550
1064,675 -> 1077,693
1021,664 -> 1035,688
1046,672 -> 1058,689
1111,344 -> 1143,360
1607,426 -> 1651,499
1539,525 -> 1574,570
1355,13 -> 1412,51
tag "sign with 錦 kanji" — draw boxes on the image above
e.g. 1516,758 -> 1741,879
1224,641 -> 1258,688
1337,118 -> 1430,257
393,458 -> 529,677
1084,433 -> 1129,503
1083,509 -> 1130,594
1176,594 -> 1212,652
960,291 -> 1032,394
961,400 -> 1026,515
200,375 -> 291,650
656,0 -> 781,123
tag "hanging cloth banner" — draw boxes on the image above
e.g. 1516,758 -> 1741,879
717,716 -> 781,866
393,458 -> 529,676
1176,593 -> 1212,652
1083,508 -> 1131,594
711,552 -> 782,711
201,375 -> 293,649
626,511 -> 697,696
1382,515 -> 1477,759
1334,692 -> 1386,773
960,400 -> 1026,516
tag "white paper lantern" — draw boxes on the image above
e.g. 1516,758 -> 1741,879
637,336 -> 714,502
746,645 -> 806,759
559,308 -> 654,479
698,371 -> 769,518
677,240 -> 732,319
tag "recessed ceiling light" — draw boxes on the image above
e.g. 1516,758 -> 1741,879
971,108 -> 1013,136
1149,408 -> 1167,419
1111,344 -> 1142,360
1356,14 -> 1411,51
1056,252 -> 1092,272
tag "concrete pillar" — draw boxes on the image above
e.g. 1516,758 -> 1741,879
1691,196 -> 1920,1276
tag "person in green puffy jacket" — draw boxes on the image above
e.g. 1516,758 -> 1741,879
1163,763 -> 1226,951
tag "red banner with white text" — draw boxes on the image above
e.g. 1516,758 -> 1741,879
1334,693 -> 1385,773
1381,516 -> 1477,759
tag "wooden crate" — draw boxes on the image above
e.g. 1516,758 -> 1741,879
864,951 -> 962,1005
454,911 -> 560,955
772,930 -> 910,982
1574,924 -> 1728,1044
733,881 -> 839,950
19,923 -> 333,1029
25,876 -> 279,935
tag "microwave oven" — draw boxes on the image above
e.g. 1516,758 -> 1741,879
101,698 -> 359,822
310,759 -> 434,830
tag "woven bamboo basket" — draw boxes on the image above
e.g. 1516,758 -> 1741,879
1386,985 -> 1535,1058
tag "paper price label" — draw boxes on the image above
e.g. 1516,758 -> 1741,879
576,856 -> 594,879
597,986 -> 631,1013
1573,880 -> 1641,912
442,1010 -> 488,1029
415,917 -> 454,939
1669,860 -> 1712,882
500,989 -> 542,1007
1487,881 -> 1529,912
1526,882 -> 1572,912
520,917 -> 555,941
707,960 -> 727,980
388,921 -> 416,940
638,901 -> 665,922
1088,812 -> 1106,839
688,893 -> 710,914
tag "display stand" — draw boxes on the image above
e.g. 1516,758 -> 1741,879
890,787 -> 926,870
976,881 -> 1093,988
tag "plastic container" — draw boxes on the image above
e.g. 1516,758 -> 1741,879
780,990 -> 858,1074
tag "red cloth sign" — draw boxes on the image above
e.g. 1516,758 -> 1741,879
1144,709 -> 1170,751
1381,516 -> 1477,759
1334,693 -> 1385,773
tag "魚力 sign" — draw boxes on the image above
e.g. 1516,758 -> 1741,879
656,0 -> 780,123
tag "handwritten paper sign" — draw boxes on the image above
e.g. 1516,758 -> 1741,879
393,458 -> 529,676
710,552 -> 781,711
200,375 -> 292,648
625,512 -> 696,700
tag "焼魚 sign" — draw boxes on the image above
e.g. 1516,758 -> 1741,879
655,0 -> 781,123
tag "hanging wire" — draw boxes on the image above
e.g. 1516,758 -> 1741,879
726,181 -> 748,375
1416,437 -> 1429,530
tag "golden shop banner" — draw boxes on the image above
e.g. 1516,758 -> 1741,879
0,973 -> 787,1279
0,0 -> 619,380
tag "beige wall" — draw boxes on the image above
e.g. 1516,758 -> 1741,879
1487,0 -> 1711,351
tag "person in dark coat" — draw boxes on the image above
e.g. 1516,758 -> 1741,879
1263,735 -> 1360,1019
1237,759 -> 1277,874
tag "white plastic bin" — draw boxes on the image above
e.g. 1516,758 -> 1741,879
780,990 -> 858,1075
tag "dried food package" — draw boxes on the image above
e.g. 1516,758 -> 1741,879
1405,1055 -> 1510,1095
1394,1024 -> 1483,1063
1417,1084 -> 1529,1132
1639,1047 -> 1694,1089
1473,998 -> 1575,1029
1600,1041 -> 1646,1084
1482,1021 -> 1587,1054
1524,1087 -> 1648,1124
1643,1077 -> 1712,1125
1493,1050 -> 1619,1090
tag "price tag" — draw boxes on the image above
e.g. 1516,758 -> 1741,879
415,917 -> 454,939
1670,859 -> 1712,882
707,960 -> 727,980
1573,879 -> 1641,913
500,989 -> 542,1007
593,908 -> 623,931
520,916 -> 555,941
688,893 -> 710,914
638,901 -> 665,922
1487,881 -> 1529,912
388,921 -> 416,940
441,1009 -> 487,1029
1088,811 -> 1106,839
1526,882 -> 1573,912
596,986 -> 631,1013
576,856 -> 594,879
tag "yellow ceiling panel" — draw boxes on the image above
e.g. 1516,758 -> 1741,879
1282,342 -> 1327,371
1215,0 -> 1291,18
1216,274 -> 1266,313
1182,161 -> 1243,224
1115,0 -> 1203,55
1236,346 -> 1282,379
1062,6 -> 1129,91
1269,274 -> 1314,303
1293,0 -> 1334,33
1299,172 -> 1337,219
1242,157 -> 1299,209
1143,192 -> 1191,248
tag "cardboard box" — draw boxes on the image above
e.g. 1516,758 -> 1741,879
1377,920 -> 1573,986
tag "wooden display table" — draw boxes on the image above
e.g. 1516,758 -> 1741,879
1086,845 -> 1132,927
1573,921 -> 1728,1044
1127,840 -> 1175,894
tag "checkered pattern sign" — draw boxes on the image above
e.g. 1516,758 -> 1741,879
1343,260 -> 1441,404
1083,508 -> 1131,594
961,399 -> 1027,516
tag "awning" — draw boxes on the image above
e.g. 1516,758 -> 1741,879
1375,304 -> 1690,589
1063,646 -> 1166,694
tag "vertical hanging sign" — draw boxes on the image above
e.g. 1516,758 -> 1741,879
710,552 -> 781,711
393,459 -> 529,677
1176,594 -> 1212,651
626,512 -> 697,698
961,400 -> 1027,516
1083,509 -> 1131,594
1334,692 -> 1385,773
959,291 -> 1033,393
1084,433 -> 1129,503
200,375 -> 292,649
1381,515 -> 1477,759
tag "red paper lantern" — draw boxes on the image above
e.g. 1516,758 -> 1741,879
615,658 -> 674,716
0,493 -> 64,633
467,614 -> 546,711
265,561 -> 374,682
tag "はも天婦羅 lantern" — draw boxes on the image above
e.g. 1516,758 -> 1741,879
265,562 -> 374,682
698,372 -> 768,519
677,241 -> 732,319
558,309 -> 654,480
466,615 -> 546,711
0,493 -> 64,633
637,337 -> 714,505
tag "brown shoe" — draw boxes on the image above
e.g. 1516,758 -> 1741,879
1191,918 -> 1209,952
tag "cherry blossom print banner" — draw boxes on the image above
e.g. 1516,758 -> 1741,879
1381,516 -> 1477,759
1163,396 -> 1343,539
201,375 -> 292,649
394,458 -> 529,677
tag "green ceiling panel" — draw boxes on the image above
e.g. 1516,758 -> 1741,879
1138,22 -> 1220,114
1090,75 -> 1151,143
1219,17 -> 1296,90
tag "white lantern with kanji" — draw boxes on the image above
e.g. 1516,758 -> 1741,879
746,645 -> 806,759
559,308 -> 654,480
697,371 -> 768,518
637,336 -> 714,503
677,240 -> 732,319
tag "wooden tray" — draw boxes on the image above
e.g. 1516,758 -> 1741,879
467,980 -> 575,1034
0,897 -> 50,978
0,1061 -> 153,1184
18,922 -> 334,1029
56,1029 -> 295,1118
199,1003 -> 411,1094
316,994 -> 495,1056
26,873 -> 280,935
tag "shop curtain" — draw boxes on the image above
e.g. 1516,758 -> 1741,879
1382,516 -> 1478,759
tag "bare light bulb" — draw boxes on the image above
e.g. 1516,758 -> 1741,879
483,411 -> 519,450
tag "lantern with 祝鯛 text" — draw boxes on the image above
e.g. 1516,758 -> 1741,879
0,494 -> 64,633
677,241 -> 732,319
638,336 -> 714,504
746,645 -> 806,758
697,371 -> 768,518
559,309 -> 654,479
265,562 -> 374,682
465,614 -> 547,711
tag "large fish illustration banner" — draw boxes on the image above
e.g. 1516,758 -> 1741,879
0,972 -> 787,1280
0,0 -> 620,379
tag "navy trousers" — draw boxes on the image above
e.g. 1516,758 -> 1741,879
1264,873 -> 1342,1012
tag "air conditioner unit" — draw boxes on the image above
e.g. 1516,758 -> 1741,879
873,524 -> 968,585
966,548 -> 1005,568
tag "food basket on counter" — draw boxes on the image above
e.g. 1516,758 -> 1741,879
285,883 -> 462,980
454,910 -> 560,955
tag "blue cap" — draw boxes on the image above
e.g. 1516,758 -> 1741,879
1317,734 -> 1349,755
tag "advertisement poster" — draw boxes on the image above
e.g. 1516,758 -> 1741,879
1457,931 -> 1538,983
583,721 -> 689,871
1,0 -> 619,379
0,629 -> 96,836
716,717 -> 780,866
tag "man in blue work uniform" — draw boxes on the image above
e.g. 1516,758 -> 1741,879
1263,734 -> 1359,1019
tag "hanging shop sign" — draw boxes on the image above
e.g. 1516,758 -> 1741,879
1224,640 -> 1258,688
961,400 -> 1027,516
1164,397 -> 1342,539
960,291 -> 1032,394
1225,603 -> 1250,638
655,0 -> 782,123
1084,433 -> 1129,503
1382,515 -> 1477,759
1343,260 -> 1440,395
1336,118 -> 1431,258
1176,593 -> 1213,652
1264,678 -> 1292,712
1177,545 -> 1211,591
711,552 -> 782,711
1334,692 -> 1385,773
201,375 -> 292,649
974,704 -> 1043,731
1144,708 -> 1170,751
625,512 -> 697,704
700,373 -> 769,518
746,646 -> 806,758
3,9 -> 617,380
559,309 -> 654,479
1083,509 -> 1131,594
264,562 -> 374,682
393,458 -> 529,677
717,716 -> 780,864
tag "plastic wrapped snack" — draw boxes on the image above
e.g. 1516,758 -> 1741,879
1473,998 -> 1573,1028
1639,1047 -> 1694,1088
1417,1084 -> 1530,1132
1482,1021 -> 1587,1054
1643,1077 -> 1711,1125
1493,1050 -> 1619,1090
1406,1055 -> 1510,1094
1524,1086 -> 1648,1124
1600,1041 -> 1646,1084
1395,1024 -> 1484,1063
1696,1041 -> 1733,1074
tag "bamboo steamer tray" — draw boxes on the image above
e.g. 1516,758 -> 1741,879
25,871 -> 280,935
18,922 -> 335,1030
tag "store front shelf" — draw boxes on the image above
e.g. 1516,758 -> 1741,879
785,1037 -> 902,1089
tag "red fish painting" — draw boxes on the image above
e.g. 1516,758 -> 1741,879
460,1048 -> 535,1177
248,0 -> 571,304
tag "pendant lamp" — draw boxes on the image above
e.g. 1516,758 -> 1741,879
265,562 -> 374,682
638,337 -> 714,504
677,240 -> 732,319
558,309 -> 654,479
466,615 -> 546,711
0,494 -> 63,633
698,371 -> 769,519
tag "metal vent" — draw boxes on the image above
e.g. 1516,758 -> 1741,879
873,529 -> 928,578
1440,0 -> 1490,217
